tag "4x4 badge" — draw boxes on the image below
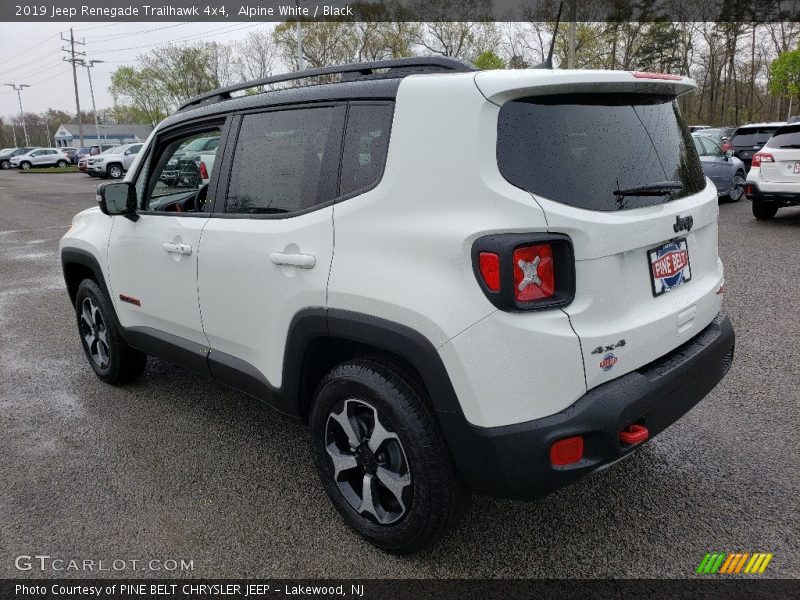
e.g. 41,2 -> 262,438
673,214 -> 694,233
591,340 -> 626,354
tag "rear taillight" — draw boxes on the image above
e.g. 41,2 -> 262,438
472,233 -> 575,311
199,161 -> 209,180
751,153 -> 773,167
513,244 -> 555,302
744,183 -> 754,199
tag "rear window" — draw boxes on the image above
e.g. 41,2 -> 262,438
731,127 -> 779,146
497,94 -> 705,211
765,125 -> 800,148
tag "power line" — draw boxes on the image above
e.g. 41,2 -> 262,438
0,49 -> 62,77
84,22 -> 192,41
89,22 -> 262,54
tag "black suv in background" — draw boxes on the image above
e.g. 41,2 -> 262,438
0,147 -> 37,170
728,122 -> 785,168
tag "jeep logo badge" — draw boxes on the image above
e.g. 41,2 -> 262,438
673,215 -> 693,233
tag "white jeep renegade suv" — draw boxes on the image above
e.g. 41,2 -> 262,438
60,58 -> 735,553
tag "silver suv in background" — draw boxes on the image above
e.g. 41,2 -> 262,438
88,143 -> 143,179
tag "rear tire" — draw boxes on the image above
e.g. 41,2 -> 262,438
726,172 -> 745,202
752,200 -> 778,220
56,160 -> 68,168
74,279 -> 147,384
309,357 -> 468,554
0,160 -> 9,170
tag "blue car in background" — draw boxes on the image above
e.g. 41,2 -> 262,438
692,133 -> 747,202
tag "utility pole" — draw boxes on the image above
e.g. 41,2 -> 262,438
10,123 -> 17,147
79,59 -> 103,143
61,28 -> 85,148
44,117 -> 51,146
567,0 -> 576,69
4,84 -> 31,146
295,0 -> 303,70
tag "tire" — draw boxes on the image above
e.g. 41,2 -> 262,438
310,357 -> 468,554
107,164 -> 123,179
726,172 -> 746,202
74,279 -> 147,384
0,160 -> 9,170
57,159 -> 68,168
752,200 -> 778,220
20,161 -> 31,170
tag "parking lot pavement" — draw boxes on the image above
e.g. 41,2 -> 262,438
0,170 -> 798,579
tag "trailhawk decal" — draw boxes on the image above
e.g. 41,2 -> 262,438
648,238 -> 692,297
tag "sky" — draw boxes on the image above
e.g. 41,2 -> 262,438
0,22 -> 278,120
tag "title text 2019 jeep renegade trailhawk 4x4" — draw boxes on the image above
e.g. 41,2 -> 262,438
60,58 -> 735,554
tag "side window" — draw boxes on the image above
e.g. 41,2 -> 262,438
340,103 -> 393,197
701,137 -> 723,157
144,128 -> 223,212
226,107 -> 342,214
692,137 -> 706,157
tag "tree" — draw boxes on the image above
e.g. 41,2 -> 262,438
474,50 -> 505,70
235,29 -> 278,81
770,47 -> 800,118
109,66 -> 169,127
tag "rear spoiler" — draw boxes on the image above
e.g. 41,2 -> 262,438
474,70 -> 696,106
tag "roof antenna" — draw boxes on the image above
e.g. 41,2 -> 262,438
536,1 -> 563,69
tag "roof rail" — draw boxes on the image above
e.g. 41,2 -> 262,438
177,57 -> 477,112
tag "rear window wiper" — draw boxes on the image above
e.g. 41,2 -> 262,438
614,181 -> 684,197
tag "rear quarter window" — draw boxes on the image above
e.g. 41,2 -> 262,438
497,94 -> 705,211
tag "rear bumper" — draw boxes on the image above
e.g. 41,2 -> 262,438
440,313 -> 735,500
745,181 -> 800,205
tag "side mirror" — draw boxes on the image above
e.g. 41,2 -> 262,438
725,150 -> 734,158
97,181 -> 138,221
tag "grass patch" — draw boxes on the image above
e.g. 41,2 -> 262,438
19,166 -> 80,174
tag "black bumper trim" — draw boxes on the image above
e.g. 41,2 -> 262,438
745,181 -> 800,205
440,313 -> 735,500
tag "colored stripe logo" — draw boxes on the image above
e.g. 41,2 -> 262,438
696,552 -> 773,574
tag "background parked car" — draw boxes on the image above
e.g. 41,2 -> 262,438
692,133 -> 746,201
88,143 -> 142,179
728,122 -> 785,168
744,121 -> 800,219
85,146 -> 119,177
689,125 -> 711,132
695,127 -> 737,152
73,147 -> 93,165
159,135 -> 220,187
0,147 -> 38,170
9,148 -> 70,170
60,147 -> 78,161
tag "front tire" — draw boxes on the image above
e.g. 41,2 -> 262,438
20,161 -> 31,170
108,164 -> 123,179
310,358 -> 468,554
752,200 -> 778,220
74,279 -> 146,384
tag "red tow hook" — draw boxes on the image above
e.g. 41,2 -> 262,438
619,424 -> 649,446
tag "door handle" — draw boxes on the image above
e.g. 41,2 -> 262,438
270,252 -> 316,269
162,242 -> 193,256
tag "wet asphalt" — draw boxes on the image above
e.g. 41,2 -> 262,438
0,171 -> 797,579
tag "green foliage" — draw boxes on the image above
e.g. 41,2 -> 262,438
770,48 -> 800,98
474,51 -> 506,70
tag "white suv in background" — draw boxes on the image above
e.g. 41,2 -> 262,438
10,148 -> 70,169
59,59 -> 735,553
745,122 -> 800,219
88,143 -> 143,179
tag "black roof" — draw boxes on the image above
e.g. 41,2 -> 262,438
164,57 -> 475,129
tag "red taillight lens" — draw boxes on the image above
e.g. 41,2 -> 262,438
513,244 -> 555,302
744,183 -> 754,198
478,252 -> 501,291
550,436 -> 584,466
751,153 -> 773,168
199,161 -> 209,180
